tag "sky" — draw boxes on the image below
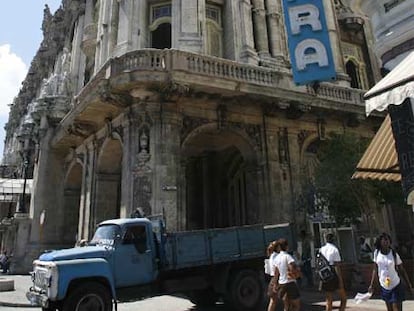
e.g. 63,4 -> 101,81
0,1 -> 62,162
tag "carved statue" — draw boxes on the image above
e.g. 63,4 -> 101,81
39,47 -> 72,98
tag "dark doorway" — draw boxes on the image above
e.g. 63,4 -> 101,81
151,23 -> 171,49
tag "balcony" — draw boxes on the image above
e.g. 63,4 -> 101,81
55,49 -> 366,150
77,49 -> 365,107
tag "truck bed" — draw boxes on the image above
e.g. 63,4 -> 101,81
162,223 -> 293,270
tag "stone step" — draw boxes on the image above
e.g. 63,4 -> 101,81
0,278 -> 15,291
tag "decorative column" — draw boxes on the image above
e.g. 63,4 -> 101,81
96,0 -> 111,69
81,141 -> 97,240
252,0 -> 270,57
265,0 -> 287,64
239,0 -> 259,64
323,0 -> 346,76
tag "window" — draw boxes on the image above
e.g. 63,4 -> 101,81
341,42 -> 368,89
206,4 -> 223,57
346,60 -> 361,89
123,225 -> 148,253
150,3 -> 172,49
152,4 -> 172,22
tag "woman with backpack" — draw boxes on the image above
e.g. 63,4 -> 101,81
369,232 -> 414,311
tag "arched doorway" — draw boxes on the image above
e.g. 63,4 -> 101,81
62,162 -> 83,246
95,138 -> 123,225
182,127 -> 259,230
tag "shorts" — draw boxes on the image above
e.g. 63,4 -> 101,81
278,282 -> 300,300
267,277 -> 278,299
380,281 -> 405,304
321,274 -> 339,292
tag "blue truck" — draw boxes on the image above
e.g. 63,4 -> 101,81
27,217 -> 294,311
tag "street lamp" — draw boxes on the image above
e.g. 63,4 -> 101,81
16,106 -> 35,215
17,156 -> 29,214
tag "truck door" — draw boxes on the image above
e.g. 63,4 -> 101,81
114,224 -> 156,287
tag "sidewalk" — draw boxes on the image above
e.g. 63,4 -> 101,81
0,274 -> 413,310
0,274 -> 36,307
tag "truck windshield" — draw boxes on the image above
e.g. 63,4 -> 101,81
90,224 -> 120,246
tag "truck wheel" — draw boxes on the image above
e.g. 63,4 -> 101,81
225,269 -> 263,311
188,288 -> 218,306
62,282 -> 112,311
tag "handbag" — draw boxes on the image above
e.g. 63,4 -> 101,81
287,257 -> 302,280
267,276 -> 279,298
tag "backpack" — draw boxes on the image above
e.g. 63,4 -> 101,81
315,251 -> 336,282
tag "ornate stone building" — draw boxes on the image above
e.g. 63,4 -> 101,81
1,0 -> 383,272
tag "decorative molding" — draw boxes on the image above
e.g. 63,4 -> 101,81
67,121 -> 97,138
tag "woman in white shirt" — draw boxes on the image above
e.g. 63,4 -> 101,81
274,238 -> 301,311
266,240 -> 280,311
369,232 -> 414,311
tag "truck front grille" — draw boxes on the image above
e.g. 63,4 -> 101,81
33,268 -> 49,291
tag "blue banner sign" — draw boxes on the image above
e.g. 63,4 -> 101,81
282,0 -> 336,85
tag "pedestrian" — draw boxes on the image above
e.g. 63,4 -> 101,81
266,240 -> 281,311
274,238 -> 301,311
299,230 -> 314,287
359,236 -> 373,263
368,232 -> 414,311
319,233 -> 347,311
0,250 -> 10,273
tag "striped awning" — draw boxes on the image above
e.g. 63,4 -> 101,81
352,115 -> 400,181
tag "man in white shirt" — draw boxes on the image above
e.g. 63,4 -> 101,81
319,233 -> 347,311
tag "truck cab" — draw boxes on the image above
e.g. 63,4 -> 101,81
27,218 -> 161,310
95,218 -> 159,287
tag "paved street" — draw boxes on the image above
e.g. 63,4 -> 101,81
1,274 -> 413,311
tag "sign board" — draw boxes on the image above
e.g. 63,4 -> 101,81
282,0 -> 336,85
389,99 -> 414,196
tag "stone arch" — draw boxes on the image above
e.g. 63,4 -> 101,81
95,137 -> 123,225
62,160 -> 83,246
181,124 -> 261,229
300,133 -> 320,167
182,123 -> 258,165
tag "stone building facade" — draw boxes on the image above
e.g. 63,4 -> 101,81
1,0 -> 383,272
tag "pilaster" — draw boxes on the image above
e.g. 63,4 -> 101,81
172,0 -> 203,52
153,102 -> 182,231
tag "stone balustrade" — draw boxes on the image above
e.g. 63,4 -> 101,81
97,49 -> 365,107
